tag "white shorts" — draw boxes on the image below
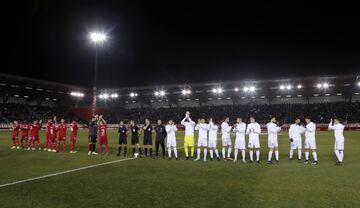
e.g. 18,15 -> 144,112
208,138 -> 217,148
334,140 -> 344,151
304,139 -> 316,150
167,138 -> 177,148
290,139 -> 302,150
222,137 -> 232,146
268,138 -> 278,148
248,137 -> 260,148
234,137 -> 246,149
197,137 -> 208,147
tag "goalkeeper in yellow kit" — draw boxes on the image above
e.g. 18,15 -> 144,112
181,111 -> 195,160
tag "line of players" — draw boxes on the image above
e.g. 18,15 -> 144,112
9,116 -> 78,153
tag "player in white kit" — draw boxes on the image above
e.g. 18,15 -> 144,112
194,118 -> 208,161
328,118 -> 345,165
166,120 -> 178,160
208,118 -> 220,160
266,117 -> 281,164
233,117 -> 247,163
246,117 -> 261,163
221,117 -> 232,161
288,118 -> 304,161
304,117 -> 318,165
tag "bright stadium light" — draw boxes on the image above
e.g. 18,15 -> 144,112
160,91 -> 165,96
182,89 -> 191,95
317,83 -> 322,88
212,88 -> 217,93
297,84 -> 302,89
70,92 -> 84,97
358,82 -> 360,86
99,93 -> 109,99
110,93 -> 118,98
130,92 -> 138,97
286,85 -> 292,90
234,88 -> 239,92
212,88 -> 222,94
90,32 -> 107,43
155,90 -> 165,97
323,83 -> 329,88
243,87 -> 249,92
217,88 -> 223,93
249,86 -> 255,92
280,85 -> 285,90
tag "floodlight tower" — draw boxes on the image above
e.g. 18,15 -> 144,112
89,32 -> 107,116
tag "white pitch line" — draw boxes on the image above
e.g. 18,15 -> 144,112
0,157 -> 134,188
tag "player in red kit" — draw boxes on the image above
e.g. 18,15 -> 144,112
98,115 -> 108,155
20,121 -> 30,149
10,121 -> 20,149
57,119 -> 67,152
30,119 -> 42,150
44,117 -> 55,151
69,120 -> 78,153
49,122 -> 58,152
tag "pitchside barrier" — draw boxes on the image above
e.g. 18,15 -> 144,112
1,123 -> 360,131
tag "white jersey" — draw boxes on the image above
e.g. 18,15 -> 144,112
181,117 -> 195,136
288,124 -> 304,141
195,123 -> 208,139
221,122 -> 231,139
246,122 -> 261,140
208,122 -> 218,140
266,122 -> 281,140
305,122 -> 316,140
233,123 -> 246,140
165,124 -> 177,147
328,122 -> 345,142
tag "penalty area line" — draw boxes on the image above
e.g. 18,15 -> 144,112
0,157 -> 135,189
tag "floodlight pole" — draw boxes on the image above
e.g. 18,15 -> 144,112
91,46 -> 98,116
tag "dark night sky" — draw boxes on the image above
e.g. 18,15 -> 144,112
3,1 -> 360,88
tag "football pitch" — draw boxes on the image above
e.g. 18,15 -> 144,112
0,130 -> 359,208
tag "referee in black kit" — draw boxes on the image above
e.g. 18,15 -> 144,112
155,119 -> 167,159
117,121 -> 127,157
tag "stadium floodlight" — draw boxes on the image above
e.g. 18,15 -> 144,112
234,88 -> 239,92
212,88 -> 222,94
212,88 -> 217,93
99,93 -> 109,99
249,86 -> 255,92
317,83 -> 322,88
89,32 -> 107,43
154,91 -> 159,96
110,93 -> 118,98
286,85 -> 292,90
323,83 -> 329,88
243,87 -> 249,92
182,89 -> 191,95
70,92 -> 84,97
297,84 -> 302,89
130,92 -> 138,97
358,82 -> 360,86
159,91 -> 165,96
280,85 -> 285,90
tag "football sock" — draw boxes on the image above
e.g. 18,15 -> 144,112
197,148 -> 201,159
256,150 -> 260,161
298,149 -> 302,160
174,148 -> 178,158
222,147 -> 226,158
124,146 -> 127,156
305,151 -> 309,160
118,146 -> 121,155
190,147 -> 194,157
144,148 -> 148,156
312,152 -> 318,161
268,150 -> 273,161
335,150 -> 342,162
210,149 -> 214,159
249,150 -> 253,161
241,150 -> 246,161
149,148 -> 152,157
289,149 -> 294,159
275,150 -> 279,161
215,149 -> 219,158
204,149 -> 207,160
168,147 -> 172,158
234,149 -> 238,160
227,147 -> 232,158
184,146 -> 189,157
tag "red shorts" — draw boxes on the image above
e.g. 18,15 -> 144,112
12,136 -> 18,140
70,135 -> 76,142
99,136 -> 108,145
58,136 -> 66,141
21,136 -> 28,141
34,136 -> 40,142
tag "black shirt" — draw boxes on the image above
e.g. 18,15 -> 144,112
130,126 -> 139,139
144,125 -> 152,138
89,121 -> 97,137
118,126 -> 127,139
155,125 -> 167,142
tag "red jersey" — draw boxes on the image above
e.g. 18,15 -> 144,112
46,122 -> 53,137
12,124 -> 20,137
99,124 -> 107,137
21,124 -> 30,137
49,125 -> 57,138
70,122 -> 78,136
58,123 -> 67,137
30,124 -> 41,137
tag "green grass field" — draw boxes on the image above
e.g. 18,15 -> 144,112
0,129 -> 359,208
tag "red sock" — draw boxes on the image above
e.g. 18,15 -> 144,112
106,144 -> 109,153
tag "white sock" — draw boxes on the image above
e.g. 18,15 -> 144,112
215,149 -> 219,158
227,147 -> 232,158
241,150 -> 245,161
289,149 -> 294,159
168,148 -> 171,158
335,150 -> 342,162
256,150 -> 260,161
249,150 -> 253,161
174,148 -> 178,158
298,149 -> 302,160
312,151 -> 318,161
275,150 -> 279,161
210,149 -> 214,159
340,151 -> 344,160
204,149 -> 207,161
222,147 -> 226,159
305,151 -> 309,160
234,149 -> 238,160
197,148 -> 201,159
268,150 -> 273,161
